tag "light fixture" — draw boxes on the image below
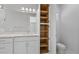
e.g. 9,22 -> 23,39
0,5 -> 3,9
21,7 -> 25,10
29,8 -> 32,12
25,8 -> 28,12
33,8 -> 35,12
19,7 -> 36,13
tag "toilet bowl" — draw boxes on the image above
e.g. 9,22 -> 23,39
56,43 -> 66,54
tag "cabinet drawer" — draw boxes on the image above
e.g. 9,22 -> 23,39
0,38 -> 13,44
0,43 -> 13,54
0,38 -> 13,54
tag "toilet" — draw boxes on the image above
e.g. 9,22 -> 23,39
56,43 -> 66,54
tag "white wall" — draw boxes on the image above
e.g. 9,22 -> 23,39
56,5 -> 61,43
49,4 -> 56,54
61,4 -> 79,54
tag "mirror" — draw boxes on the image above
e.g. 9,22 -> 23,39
0,4 -> 39,34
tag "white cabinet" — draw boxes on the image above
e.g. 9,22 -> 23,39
0,36 -> 40,54
27,37 -> 40,54
14,37 -> 40,54
0,38 -> 13,54
28,40 -> 39,54
28,37 -> 40,54
14,41 -> 28,54
14,37 -> 28,54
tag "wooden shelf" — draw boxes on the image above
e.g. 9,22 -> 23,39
40,37 -> 48,40
40,4 -> 49,54
40,11 -> 48,14
41,41 -> 48,46
40,23 -> 49,25
40,17 -> 48,19
40,16 -> 48,23
40,26 -> 48,31
40,46 -> 48,54
40,32 -> 48,37
40,44 -> 48,47
40,4 -> 49,11
40,30 -> 48,32
40,20 -> 48,23
40,11 -> 48,17
40,50 -> 48,54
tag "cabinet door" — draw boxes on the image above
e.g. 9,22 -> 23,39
0,38 -> 13,54
28,37 -> 40,54
14,37 -> 28,54
14,37 -> 40,54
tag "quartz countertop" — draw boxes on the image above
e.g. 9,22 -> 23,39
0,32 -> 39,37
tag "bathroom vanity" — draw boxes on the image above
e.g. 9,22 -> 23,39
0,33 -> 39,54
0,4 -> 40,54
